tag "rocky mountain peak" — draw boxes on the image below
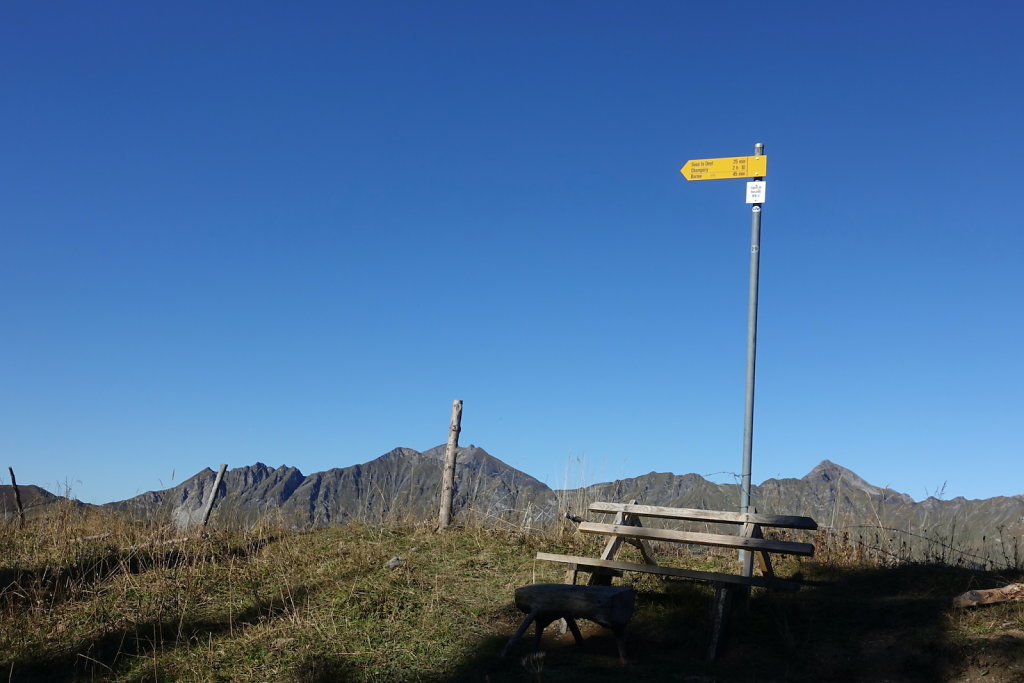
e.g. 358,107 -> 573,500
803,460 -> 881,496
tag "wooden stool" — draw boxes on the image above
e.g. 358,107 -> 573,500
500,584 -> 635,664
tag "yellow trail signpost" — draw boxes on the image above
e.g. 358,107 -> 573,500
679,143 -> 769,587
679,155 -> 767,181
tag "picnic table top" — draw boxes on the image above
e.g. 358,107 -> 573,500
588,501 -> 817,530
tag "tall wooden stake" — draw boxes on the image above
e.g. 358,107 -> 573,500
8,467 -> 25,528
201,464 -> 228,528
438,399 -> 463,530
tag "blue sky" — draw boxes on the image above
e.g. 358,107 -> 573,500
2,2 -> 1021,505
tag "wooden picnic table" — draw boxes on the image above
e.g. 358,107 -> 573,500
540,501 -> 817,591
536,500 -> 818,659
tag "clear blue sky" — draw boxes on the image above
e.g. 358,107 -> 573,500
2,2 -> 1021,505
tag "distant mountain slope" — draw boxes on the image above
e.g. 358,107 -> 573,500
559,460 -> 914,521
562,459 -> 1024,567
112,462 -> 306,527
1,484 -> 87,521
278,445 -> 554,526
101,448 -> 1023,567
109,445 -> 556,528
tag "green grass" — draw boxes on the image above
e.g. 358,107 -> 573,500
2,506 -> 1022,681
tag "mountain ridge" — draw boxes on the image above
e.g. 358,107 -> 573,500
107,445 -> 557,528
8,449 -> 1023,567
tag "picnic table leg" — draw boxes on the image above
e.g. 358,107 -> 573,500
707,584 -> 732,662
588,500 -> 640,587
614,626 -> 629,666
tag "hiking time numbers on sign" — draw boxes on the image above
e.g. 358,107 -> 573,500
679,154 -> 767,181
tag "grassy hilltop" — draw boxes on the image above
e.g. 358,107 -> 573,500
1,504 -> 1023,682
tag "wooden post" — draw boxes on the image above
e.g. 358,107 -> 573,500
8,467 -> 25,528
437,399 -> 462,530
200,464 -> 227,528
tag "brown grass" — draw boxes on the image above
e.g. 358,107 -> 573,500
1,503 -> 1022,682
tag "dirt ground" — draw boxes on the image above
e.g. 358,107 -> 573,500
947,628 -> 1024,683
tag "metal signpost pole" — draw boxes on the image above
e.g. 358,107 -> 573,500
738,142 -> 765,578
678,145 -> 768,581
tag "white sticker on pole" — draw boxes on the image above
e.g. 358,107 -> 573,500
745,181 -> 766,204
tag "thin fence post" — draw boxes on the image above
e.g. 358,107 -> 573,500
201,464 -> 228,528
8,467 -> 25,528
438,399 -> 463,530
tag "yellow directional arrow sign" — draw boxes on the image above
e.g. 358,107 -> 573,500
680,155 -> 767,181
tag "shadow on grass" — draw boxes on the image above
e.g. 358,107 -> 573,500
444,580 -> 721,683
4,580 -> 308,682
449,564 -> 1024,683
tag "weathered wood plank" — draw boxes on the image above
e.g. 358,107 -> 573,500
577,521 -> 815,556
586,499 -> 643,587
588,502 -> 817,530
597,503 -> 631,561
741,522 -> 774,578
627,519 -> 659,567
953,583 -> 1024,609
535,552 -> 801,592
600,500 -> 658,566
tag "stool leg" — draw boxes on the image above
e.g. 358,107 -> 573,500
534,616 -> 555,648
500,609 -> 537,658
564,617 -> 584,646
